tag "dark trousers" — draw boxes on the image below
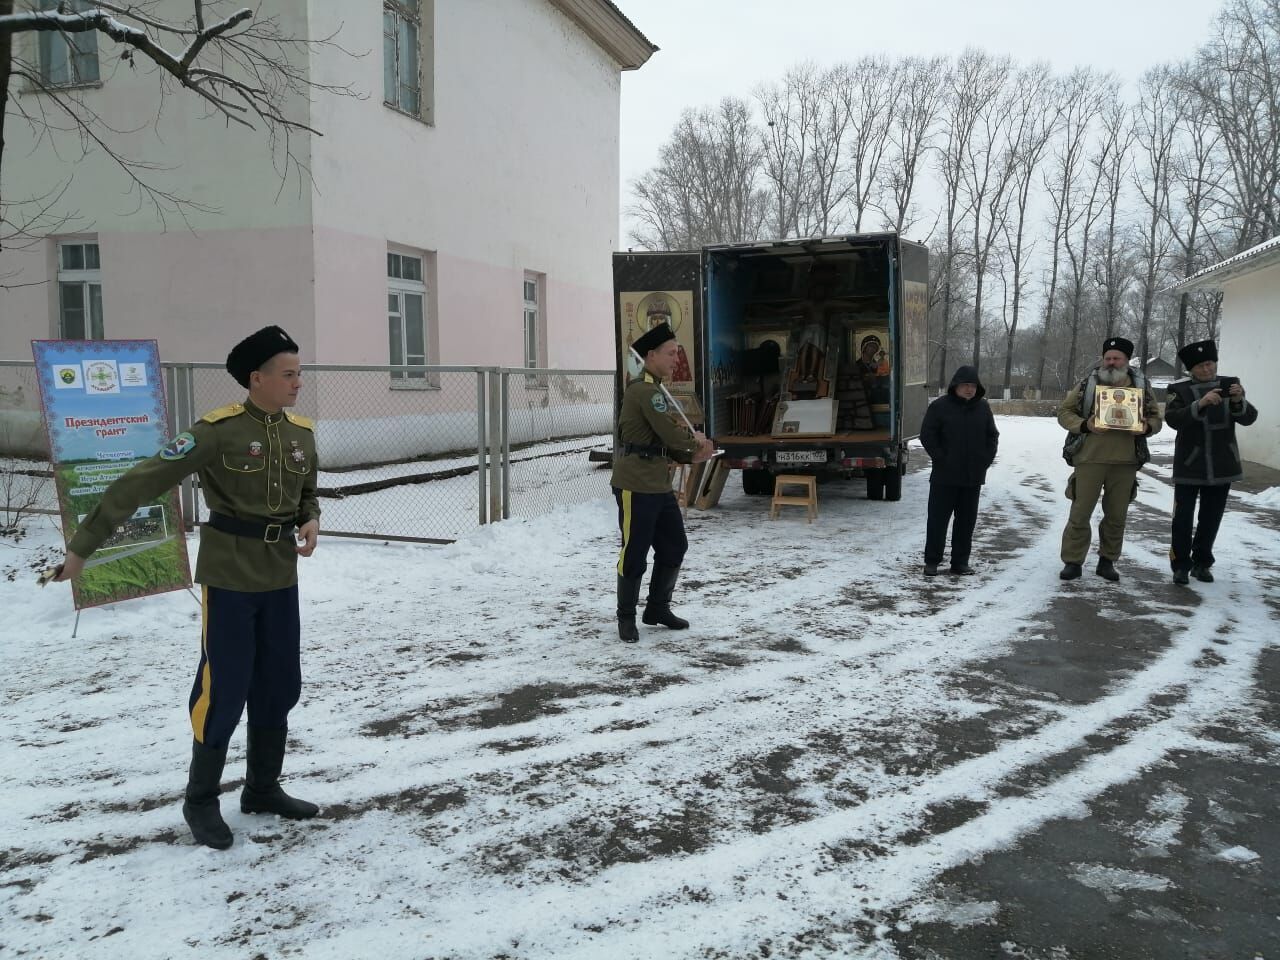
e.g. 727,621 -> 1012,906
190,584 -> 301,749
613,488 -> 687,579
1170,483 -> 1230,571
924,483 -> 982,568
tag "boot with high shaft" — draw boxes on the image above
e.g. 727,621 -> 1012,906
617,574 -> 642,643
642,564 -> 690,629
240,726 -> 319,819
183,739 -> 233,850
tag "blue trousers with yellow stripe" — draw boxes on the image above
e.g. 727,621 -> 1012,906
190,585 -> 301,749
613,488 -> 687,578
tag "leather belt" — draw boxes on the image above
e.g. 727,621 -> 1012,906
623,443 -> 669,459
207,511 -> 294,544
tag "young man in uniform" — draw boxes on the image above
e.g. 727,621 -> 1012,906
611,322 -> 715,643
1056,337 -> 1162,583
56,326 -> 321,850
1164,339 -> 1258,584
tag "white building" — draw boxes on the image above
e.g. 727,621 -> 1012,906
0,0 -> 655,376
1172,236 -> 1280,471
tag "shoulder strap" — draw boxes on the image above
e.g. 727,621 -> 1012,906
285,411 -> 315,431
201,402 -> 245,424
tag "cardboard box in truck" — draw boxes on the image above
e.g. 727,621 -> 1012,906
613,233 -> 929,501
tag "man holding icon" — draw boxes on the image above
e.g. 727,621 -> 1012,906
611,322 -> 715,643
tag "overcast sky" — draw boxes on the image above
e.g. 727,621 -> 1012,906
614,0 -> 1223,242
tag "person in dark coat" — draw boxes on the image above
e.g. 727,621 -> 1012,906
1164,339 -> 1258,585
919,366 -> 1000,576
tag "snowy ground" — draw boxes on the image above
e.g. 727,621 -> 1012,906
1,416 -> 1277,959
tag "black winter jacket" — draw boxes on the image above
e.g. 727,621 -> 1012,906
920,366 -> 1000,486
1164,377 -> 1258,485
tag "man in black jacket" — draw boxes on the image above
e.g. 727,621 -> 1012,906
1164,339 -> 1258,585
919,366 -> 1000,576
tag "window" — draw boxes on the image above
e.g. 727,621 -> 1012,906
383,1 -> 421,115
57,240 -> 104,340
36,0 -> 100,87
522,275 -> 541,370
388,251 -> 427,379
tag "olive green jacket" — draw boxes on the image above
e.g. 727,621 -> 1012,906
68,398 -> 320,592
609,373 -> 698,493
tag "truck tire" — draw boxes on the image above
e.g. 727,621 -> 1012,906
884,463 -> 903,501
742,468 -> 773,496
866,469 -> 885,500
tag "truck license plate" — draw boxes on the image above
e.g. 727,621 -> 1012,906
775,450 -> 827,464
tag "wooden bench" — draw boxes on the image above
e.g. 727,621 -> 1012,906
770,474 -> 818,523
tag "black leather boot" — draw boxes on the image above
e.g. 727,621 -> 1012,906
618,574 -> 642,643
642,564 -> 689,629
240,726 -> 319,819
182,739 -> 233,850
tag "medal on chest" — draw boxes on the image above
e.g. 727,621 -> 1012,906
289,440 -> 306,464
248,441 -> 263,458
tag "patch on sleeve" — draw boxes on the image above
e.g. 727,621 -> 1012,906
649,392 -> 668,413
159,431 -> 197,461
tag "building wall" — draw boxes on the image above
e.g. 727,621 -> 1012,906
2,0 -> 624,374
307,0 -> 621,372
1219,262 -> 1280,471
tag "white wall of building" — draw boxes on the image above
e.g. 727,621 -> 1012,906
1219,261 -> 1280,471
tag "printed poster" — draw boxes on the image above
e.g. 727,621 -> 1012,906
32,340 -> 192,609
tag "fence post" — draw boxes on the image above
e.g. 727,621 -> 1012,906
477,370 -> 488,525
487,370 -> 502,523
501,370 -> 511,520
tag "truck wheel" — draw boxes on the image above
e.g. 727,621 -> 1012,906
742,468 -> 773,496
884,464 -> 903,501
866,469 -> 885,500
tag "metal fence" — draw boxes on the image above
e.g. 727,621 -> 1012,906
0,360 -> 617,543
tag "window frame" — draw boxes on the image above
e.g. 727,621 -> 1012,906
387,250 -> 430,386
56,240 -> 104,341
35,0 -> 102,89
383,0 -> 423,118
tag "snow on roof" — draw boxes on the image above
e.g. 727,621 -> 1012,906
1171,235 -> 1280,291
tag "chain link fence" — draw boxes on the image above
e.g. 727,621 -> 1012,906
1,360 -> 616,542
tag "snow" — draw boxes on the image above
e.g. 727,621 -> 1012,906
1215,846 -> 1260,863
1,415 -> 1276,959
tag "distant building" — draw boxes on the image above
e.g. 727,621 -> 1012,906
1171,236 -> 1280,470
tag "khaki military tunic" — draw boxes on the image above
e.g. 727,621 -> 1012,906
69,398 -> 320,592
610,373 -> 698,493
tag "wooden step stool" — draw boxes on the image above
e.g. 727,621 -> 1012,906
770,474 -> 818,523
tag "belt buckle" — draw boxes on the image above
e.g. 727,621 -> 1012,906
263,523 -> 282,543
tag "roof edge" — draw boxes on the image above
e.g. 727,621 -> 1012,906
548,0 -> 658,71
1170,235 -> 1280,292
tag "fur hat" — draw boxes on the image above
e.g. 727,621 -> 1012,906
632,322 -> 676,358
1102,337 -> 1134,359
1177,339 -> 1218,368
226,326 -> 300,388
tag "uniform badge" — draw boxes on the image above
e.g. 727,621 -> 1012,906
248,441 -> 263,457
650,393 -> 668,413
289,440 -> 306,463
160,432 -> 196,461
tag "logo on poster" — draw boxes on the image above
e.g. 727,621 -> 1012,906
53,365 -> 82,389
120,363 -> 147,388
83,360 -> 121,395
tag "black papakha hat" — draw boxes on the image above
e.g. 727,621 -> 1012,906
1102,336 -> 1134,359
1177,339 -> 1218,368
226,326 -> 301,388
632,322 -> 676,358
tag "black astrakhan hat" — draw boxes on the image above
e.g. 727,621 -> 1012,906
226,326 -> 301,387
1177,339 -> 1218,368
1103,336 -> 1134,359
632,322 -> 676,358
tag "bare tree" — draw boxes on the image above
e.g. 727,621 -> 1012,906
1131,65 -> 1179,372
957,51 -> 1015,369
756,62 -> 818,239
1036,69 -> 1109,388
1182,0 -> 1280,248
628,97 -> 767,250
830,55 -> 895,232
998,62 -> 1059,390
0,0 -> 357,250
1092,92 -> 1137,342
876,55 -> 947,235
